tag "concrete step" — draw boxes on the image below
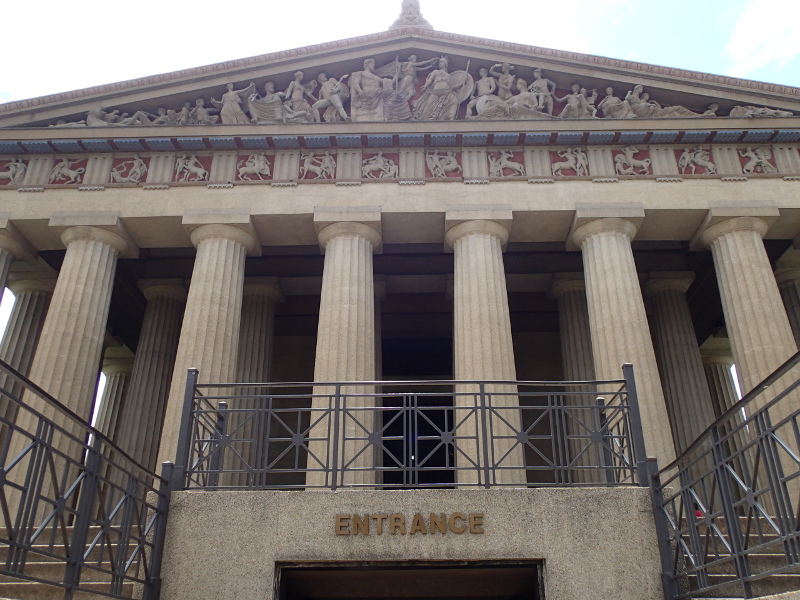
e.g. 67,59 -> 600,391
0,580 -> 134,600
702,553 -> 800,574
689,573 -> 800,597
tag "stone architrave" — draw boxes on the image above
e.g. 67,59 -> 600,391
695,213 -> 798,396
230,277 -> 282,486
13,216 -> 136,460
116,280 -> 186,474
445,206 -> 525,485
0,275 -> 55,431
307,208 -> 382,488
550,274 -> 601,482
570,210 -> 676,466
157,215 -> 260,468
644,273 -> 716,455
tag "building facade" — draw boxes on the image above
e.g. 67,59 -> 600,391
1,3 -> 800,598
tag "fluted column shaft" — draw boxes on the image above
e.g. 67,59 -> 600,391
158,224 -> 256,467
447,219 -> 523,484
645,274 -> 716,454
0,277 -> 54,429
702,354 -> 740,420
0,250 -> 13,305
19,226 -> 128,435
94,357 -> 134,443
572,218 -> 676,465
0,225 -> 36,305
551,275 -> 598,481
117,282 -> 186,473
233,278 -> 281,485
700,218 -> 798,396
777,269 -> 800,349
308,222 -> 380,487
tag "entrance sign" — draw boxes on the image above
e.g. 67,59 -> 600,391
335,512 -> 484,535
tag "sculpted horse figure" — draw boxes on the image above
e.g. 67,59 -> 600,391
678,147 -> 717,175
615,146 -> 651,175
0,159 -> 26,185
238,153 -> 272,180
426,150 -> 462,178
489,150 -> 525,177
50,158 -> 85,184
552,148 -> 588,177
299,152 -> 332,179
175,155 -> 208,182
362,152 -> 398,179
739,147 -> 777,174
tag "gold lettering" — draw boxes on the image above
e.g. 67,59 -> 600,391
389,513 -> 406,535
429,513 -> 447,534
469,513 -> 484,534
335,515 -> 350,535
353,514 -> 369,535
409,513 -> 427,535
373,514 -> 388,535
448,512 -> 467,534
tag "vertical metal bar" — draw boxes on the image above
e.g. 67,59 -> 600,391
330,386 -> 341,491
173,368 -> 199,490
679,468 -> 710,591
208,402 -> 228,488
623,363 -> 649,485
597,396 -> 615,484
645,458 -> 682,600
711,427 -> 753,598
63,435 -> 103,597
478,383 -> 492,489
143,462 -> 173,600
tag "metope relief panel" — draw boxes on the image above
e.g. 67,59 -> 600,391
109,156 -> 150,184
675,148 -> 716,175
424,150 -> 462,179
210,152 -> 238,182
299,151 -> 336,180
613,147 -> 651,176
173,154 -> 211,183
49,157 -> 88,185
361,152 -> 399,179
83,155 -> 114,185
488,150 -> 525,178
236,153 -> 273,181
773,146 -> 800,174
551,148 -> 589,177
0,159 -> 28,186
738,147 -> 778,174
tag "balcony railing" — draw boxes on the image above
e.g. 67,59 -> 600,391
650,351 -> 800,599
174,365 -> 648,490
0,360 -> 171,600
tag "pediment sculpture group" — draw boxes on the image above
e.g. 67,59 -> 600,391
47,56 -> 795,129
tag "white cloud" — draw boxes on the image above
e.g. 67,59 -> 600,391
725,0 -> 800,78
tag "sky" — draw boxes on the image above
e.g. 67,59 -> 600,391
1,0 -> 799,104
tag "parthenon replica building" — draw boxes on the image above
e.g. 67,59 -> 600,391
0,2 -> 799,599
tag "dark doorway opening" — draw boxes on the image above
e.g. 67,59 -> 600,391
277,561 -> 545,600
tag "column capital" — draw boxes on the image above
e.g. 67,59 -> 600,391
701,351 -> 735,367
243,277 -> 283,302
444,205 -> 512,251
102,346 -> 135,376
690,206 -> 779,250
697,216 -> 771,249
316,221 -> 382,252
445,219 -> 510,249
550,273 -> 586,298
644,272 -> 696,297
139,279 -> 188,303
8,273 -> 56,295
0,217 -> 36,262
182,211 -> 261,257
571,217 -> 638,249
775,268 -> 800,287
49,212 -> 138,258
314,206 -> 382,253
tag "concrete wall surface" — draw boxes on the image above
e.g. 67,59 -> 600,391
160,487 -> 663,600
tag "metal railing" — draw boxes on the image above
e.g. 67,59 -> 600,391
174,365 -> 647,490
650,351 -> 800,599
0,360 -> 171,599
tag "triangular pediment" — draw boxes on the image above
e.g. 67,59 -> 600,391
1,28 -> 798,131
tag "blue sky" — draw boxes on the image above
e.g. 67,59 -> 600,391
0,0 -> 798,104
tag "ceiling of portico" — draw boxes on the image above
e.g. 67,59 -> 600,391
1,28 -> 798,131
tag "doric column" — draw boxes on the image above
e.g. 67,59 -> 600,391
551,274 -> 598,482
697,216 -> 798,396
117,280 -> 186,473
18,217 -> 136,440
776,268 -> 800,348
446,207 -> 523,485
571,214 -> 676,465
645,272 -> 716,454
232,277 -> 281,485
94,349 -> 134,443
158,217 -> 259,468
0,274 -> 55,428
308,209 -> 381,487
0,217 -> 37,304
701,352 -> 739,420
374,275 -> 386,381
